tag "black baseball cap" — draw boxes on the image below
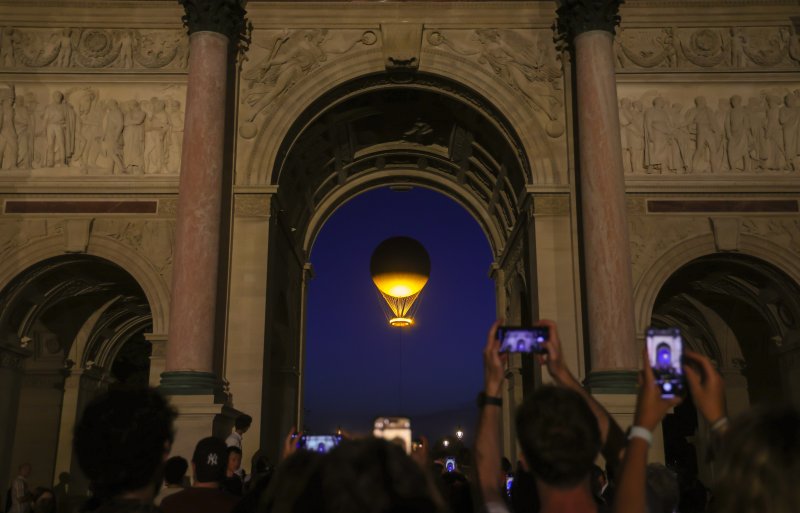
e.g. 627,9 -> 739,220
192,437 -> 227,483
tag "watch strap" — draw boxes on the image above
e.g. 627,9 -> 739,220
477,391 -> 503,408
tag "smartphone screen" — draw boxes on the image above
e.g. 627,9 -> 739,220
646,327 -> 685,398
444,457 -> 457,473
505,475 -> 514,497
496,326 -> 549,354
373,417 -> 412,454
296,434 -> 341,453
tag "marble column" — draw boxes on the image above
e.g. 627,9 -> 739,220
160,0 -> 245,395
0,343 -> 31,501
558,0 -> 638,391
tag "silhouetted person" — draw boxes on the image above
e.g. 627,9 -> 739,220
10,463 -> 33,513
160,437 -> 239,513
221,447 -> 244,497
73,388 -> 176,512
155,457 -> 188,506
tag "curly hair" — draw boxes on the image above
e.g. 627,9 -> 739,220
712,404 -> 800,513
515,386 -> 601,488
73,388 -> 176,502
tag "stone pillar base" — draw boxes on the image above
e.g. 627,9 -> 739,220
167,394 -> 227,468
160,370 -> 221,397
593,392 -> 666,465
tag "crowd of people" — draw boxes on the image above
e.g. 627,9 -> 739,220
7,320 -> 799,513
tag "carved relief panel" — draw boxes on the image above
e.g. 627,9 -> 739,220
0,82 -> 186,176
617,82 -> 800,176
0,27 -> 188,71
616,25 -> 800,71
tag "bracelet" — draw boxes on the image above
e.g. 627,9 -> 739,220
477,391 -> 502,408
627,425 -> 653,446
710,416 -> 729,433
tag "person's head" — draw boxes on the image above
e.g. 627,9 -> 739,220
645,463 -> 679,513
192,437 -> 228,484
163,456 -> 188,487
439,471 -> 473,513
235,414 -> 253,434
74,388 -> 175,501
259,450 -> 325,513
321,438 -> 446,513
515,386 -> 601,489
19,463 -> 32,477
227,446 -> 243,475
713,404 -> 800,513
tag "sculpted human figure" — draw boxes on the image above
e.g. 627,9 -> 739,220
779,92 -> 800,171
746,96 -> 767,172
144,98 -> 168,174
619,98 -> 645,174
44,90 -> 75,167
53,28 -> 74,68
0,91 -> 18,170
764,94 -> 785,170
242,29 -> 328,122
644,97 -> 674,173
714,98 -> 730,172
165,99 -> 183,174
123,100 -> 145,174
686,96 -> 718,173
72,89 -> 103,169
102,99 -> 125,174
13,94 -> 33,169
726,95 -> 751,172
117,30 -> 134,68
669,102 -> 690,173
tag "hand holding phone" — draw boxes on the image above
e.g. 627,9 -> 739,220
496,326 -> 550,354
646,328 -> 686,398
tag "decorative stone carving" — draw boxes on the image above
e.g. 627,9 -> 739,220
239,29 -> 377,137
533,195 -> 570,216
0,83 -> 186,175
0,219 -> 48,258
234,194 -> 270,217
556,0 -> 623,42
616,25 -> 800,72
93,219 -> 176,279
0,27 -> 188,71
381,24 -> 422,72
740,218 -> 800,254
425,29 -> 564,138
628,216 -> 710,279
179,0 -> 246,40
619,88 -> 800,175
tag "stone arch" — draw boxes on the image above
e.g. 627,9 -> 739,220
241,49 -> 559,186
633,233 -> 800,335
0,235 -> 170,335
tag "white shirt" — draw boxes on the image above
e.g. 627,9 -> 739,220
11,475 -> 31,513
225,431 -> 242,449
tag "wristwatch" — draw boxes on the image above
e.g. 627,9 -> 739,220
477,391 -> 503,408
626,425 -> 653,446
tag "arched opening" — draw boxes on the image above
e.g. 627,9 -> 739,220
0,255 -> 153,492
304,186 -> 495,444
260,76 -> 538,459
652,253 -> 800,490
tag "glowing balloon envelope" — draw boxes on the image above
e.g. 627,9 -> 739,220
370,236 -> 431,327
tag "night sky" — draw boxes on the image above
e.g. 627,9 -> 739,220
304,187 -> 496,444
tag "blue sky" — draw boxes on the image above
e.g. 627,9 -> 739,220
304,186 -> 496,443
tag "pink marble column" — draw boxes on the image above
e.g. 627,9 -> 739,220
559,1 -> 639,387
162,0 -> 244,394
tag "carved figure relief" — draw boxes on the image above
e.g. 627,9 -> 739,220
619,89 -> 800,175
239,29 -> 377,138
425,29 -> 565,138
0,27 -> 188,70
616,25 -> 800,71
93,219 -> 175,279
0,83 -> 185,176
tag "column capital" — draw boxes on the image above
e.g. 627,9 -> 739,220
178,0 -> 247,41
556,0 -> 623,42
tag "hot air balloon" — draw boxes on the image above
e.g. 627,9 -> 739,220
370,236 -> 431,327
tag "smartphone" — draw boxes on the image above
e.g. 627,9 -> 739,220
296,434 -> 342,453
646,327 -> 685,398
373,417 -> 412,454
505,475 -> 514,497
496,326 -> 549,354
444,457 -> 457,473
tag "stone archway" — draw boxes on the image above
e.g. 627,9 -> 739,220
256,76 -> 539,459
0,255 -> 154,494
650,252 -> 800,487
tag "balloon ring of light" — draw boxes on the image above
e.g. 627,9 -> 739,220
389,317 -> 414,327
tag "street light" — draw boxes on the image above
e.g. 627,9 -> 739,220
456,427 -> 464,440
443,438 -> 450,448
